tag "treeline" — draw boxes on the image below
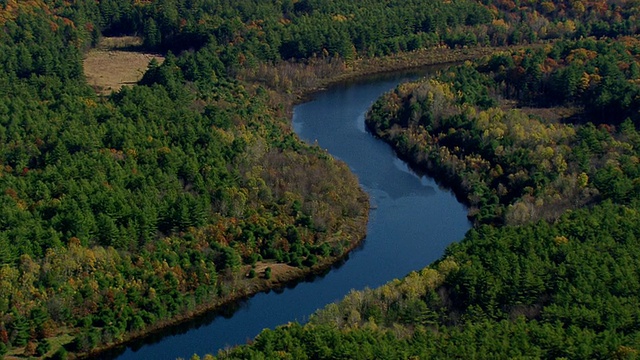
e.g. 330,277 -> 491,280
0,2 -> 368,358
213,38 -> 640,360
33,0 -> 640,69
18,0 -> 637,97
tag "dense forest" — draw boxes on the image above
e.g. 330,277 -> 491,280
2,0 -> 640,358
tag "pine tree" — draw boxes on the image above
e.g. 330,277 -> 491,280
143,18 -> 161,49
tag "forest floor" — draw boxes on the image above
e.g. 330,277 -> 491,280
83,37 -> 164,95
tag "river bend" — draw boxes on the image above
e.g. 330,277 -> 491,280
112,68 -> 470,360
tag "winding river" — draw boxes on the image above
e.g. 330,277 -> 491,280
111,68 -> 471,360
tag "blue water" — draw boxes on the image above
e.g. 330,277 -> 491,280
111,68 -> 470,360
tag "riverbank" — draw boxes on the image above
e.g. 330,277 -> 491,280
299,46 -> 504,95
239,44 -> 531,113
80,216 -> 368,359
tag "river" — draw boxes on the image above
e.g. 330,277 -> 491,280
110,67 -> 471,360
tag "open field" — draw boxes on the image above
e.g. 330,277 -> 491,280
83,37 -> 164,95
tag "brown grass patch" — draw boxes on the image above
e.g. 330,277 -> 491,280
252,262 -> 303,280
499,99 -> 580,123
518,106 -> 580,123
84,37 -> 164,95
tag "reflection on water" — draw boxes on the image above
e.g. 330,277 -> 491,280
112,66 -> 470,360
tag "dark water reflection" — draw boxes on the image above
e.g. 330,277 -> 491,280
110,67 -> 470,360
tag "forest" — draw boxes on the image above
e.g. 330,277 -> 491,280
1,0 -> 640,358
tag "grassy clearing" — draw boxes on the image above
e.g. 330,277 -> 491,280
83,37 -> 164,95
498,99 -> 581,124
